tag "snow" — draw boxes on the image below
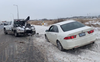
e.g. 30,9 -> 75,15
33,24 -> 100,62
85,21 -> 100,25
91,27 -> 100,39
34,25 -> 49,34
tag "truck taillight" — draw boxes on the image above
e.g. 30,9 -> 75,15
87,30 -> 94,34
64,35 -> 76,40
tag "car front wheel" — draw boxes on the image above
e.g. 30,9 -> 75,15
57,41 -> 64,51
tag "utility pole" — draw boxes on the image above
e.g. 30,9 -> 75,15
14,4 -> 19,19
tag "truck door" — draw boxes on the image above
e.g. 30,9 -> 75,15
6,21 -> 13,33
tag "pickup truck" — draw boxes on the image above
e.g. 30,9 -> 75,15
3,16 -> 36,37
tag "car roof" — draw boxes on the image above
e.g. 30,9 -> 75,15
53,20 -> 76,26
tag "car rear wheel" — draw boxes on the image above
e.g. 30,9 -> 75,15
57,41 -> 64,51
45,34 -> 50,42
4,28 -> 8,34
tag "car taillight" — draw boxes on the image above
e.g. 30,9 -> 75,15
64,35 -> 76,40
88,30 -> 94,34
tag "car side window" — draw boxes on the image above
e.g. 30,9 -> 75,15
49,26 -> 54,32
49,25 -> 59,32
53,26 -> 59,32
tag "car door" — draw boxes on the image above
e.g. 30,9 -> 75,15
46,26 -> 54,42
50,25 -> 59,45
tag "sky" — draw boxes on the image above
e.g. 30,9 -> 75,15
0,0 -> 100,21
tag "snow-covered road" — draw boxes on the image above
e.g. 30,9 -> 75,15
33,25 -> 100,62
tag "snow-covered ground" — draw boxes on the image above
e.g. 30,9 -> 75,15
34,25 -> 49,34
33,25 -> 100,62
85,21 -> 100,25
85,20 -> 100,39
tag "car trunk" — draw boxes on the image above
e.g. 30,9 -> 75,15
62,26 -> 94,39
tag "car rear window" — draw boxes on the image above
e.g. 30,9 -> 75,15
60,21 -> 85,32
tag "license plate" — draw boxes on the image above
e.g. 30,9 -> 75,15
79,32 -> 86,37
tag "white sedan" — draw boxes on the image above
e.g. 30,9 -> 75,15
45,20 -> 96,51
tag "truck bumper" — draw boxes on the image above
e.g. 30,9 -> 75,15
19,30 -> 36,35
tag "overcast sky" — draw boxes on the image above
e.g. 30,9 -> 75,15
0,0 -> 100,21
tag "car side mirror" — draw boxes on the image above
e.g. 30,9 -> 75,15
45,30 -> 49,32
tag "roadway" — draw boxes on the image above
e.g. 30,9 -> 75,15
0,27 -> 44,62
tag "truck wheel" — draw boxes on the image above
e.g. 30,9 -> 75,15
14,32 -> 19,37
4,28 -> 8,34
32,31 -> 36,35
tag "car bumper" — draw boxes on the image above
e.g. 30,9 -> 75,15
61,34 -> 96,50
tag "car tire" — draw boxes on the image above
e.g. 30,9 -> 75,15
45,34 -> 50,42
14,31 -> 19,37
57,41 -> 64,51
4,28 -> 8,34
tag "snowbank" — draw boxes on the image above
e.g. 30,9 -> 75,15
85,21 -> 100,25
34,25 -> 49,34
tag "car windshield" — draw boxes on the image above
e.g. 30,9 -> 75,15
14,21 -> 25,26
60,21 -> 85,32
